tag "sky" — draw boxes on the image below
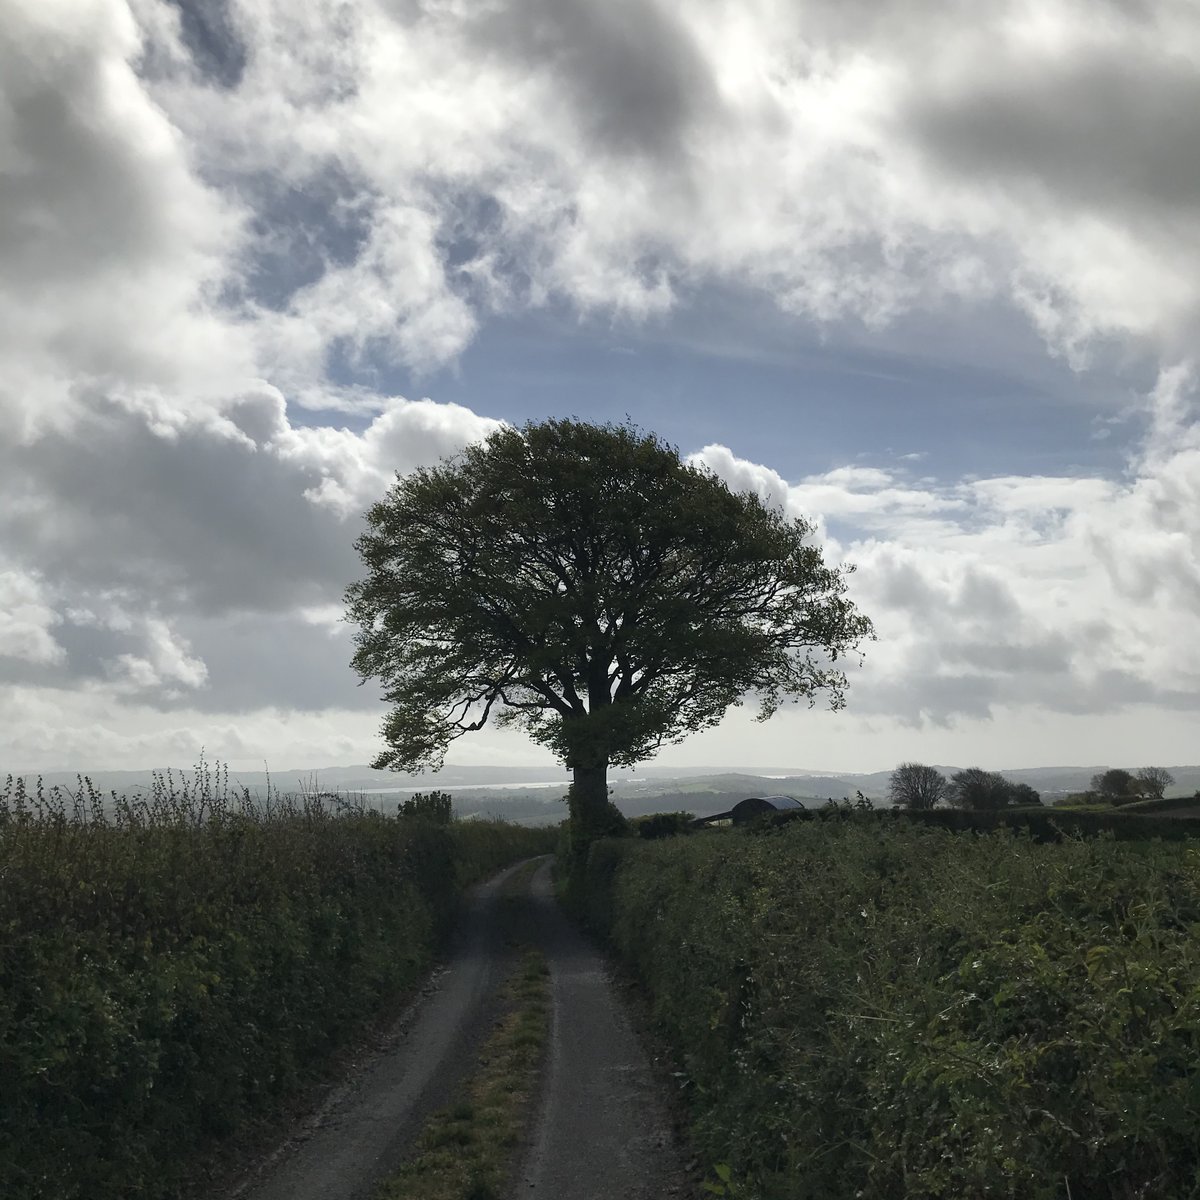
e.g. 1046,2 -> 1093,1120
3,0 -> 1199,775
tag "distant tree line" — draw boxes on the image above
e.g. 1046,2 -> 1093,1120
1087,767 -> 1175,804
888,762 -> 1041,811
888,762 -> 1177,811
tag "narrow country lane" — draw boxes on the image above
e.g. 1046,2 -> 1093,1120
519,860 -> 690,1200
228,856 -> 692,1200
233,860 -> 529,1200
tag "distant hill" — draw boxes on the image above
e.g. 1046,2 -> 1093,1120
10,761 -> 1198,819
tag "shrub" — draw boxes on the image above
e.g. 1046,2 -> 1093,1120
398,789 -> 453,824
633,811 -> 695,839
0,771 -> 553,1200
583,819 -> 1200,1199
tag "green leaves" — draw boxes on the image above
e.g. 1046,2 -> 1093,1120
346,418 -> 873,775
585,820 -> 1200,1199
0,788 -> 555,1200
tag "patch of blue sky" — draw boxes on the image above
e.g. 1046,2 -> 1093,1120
357,281 -> 1150,484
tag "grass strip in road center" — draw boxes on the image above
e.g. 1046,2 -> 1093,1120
374,864 -> 551,1200
374,948 -> 549,1200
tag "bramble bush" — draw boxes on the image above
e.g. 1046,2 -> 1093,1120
581,818 -> 1200,1199
0,769 -> 553,1200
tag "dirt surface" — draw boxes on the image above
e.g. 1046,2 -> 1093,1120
518,860 -> 691,1200
226,856 -> 691,1200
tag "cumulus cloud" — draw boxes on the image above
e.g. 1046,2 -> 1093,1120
12,0 -> 1200,399
696,368 -> 1200,727
4,0 -> 1200,769
0,570 -> 65,667
6,0 -> 1199,419
0,0 -> 251,435
147,1 -> 1200,363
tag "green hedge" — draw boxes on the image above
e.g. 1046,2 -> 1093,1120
1118,793 -> 1200,815
582,820 -> 1200,1199
0,788 -> 553,1200
755,803 -> 1200,842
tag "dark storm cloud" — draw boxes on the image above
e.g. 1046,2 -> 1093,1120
0,398 -> 356,618
906,49 -> 1200,221
172,614 -> 376,713
462,0 -> 721,161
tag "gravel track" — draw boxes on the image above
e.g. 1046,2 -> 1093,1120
233,860 -> 527,1200
227,856 -> 690,1200
518,860 -> 690,1200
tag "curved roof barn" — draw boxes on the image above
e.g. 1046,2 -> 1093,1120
731,795 -> 809,824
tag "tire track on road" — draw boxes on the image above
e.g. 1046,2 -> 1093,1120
233,859 -> 530,1200
519,860 -> 690,1200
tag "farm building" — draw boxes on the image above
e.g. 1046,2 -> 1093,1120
732,795 -> 810,824
693,795 -> 812,828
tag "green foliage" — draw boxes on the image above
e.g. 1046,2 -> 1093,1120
1053,791 -> 1107,808
902,804 -> 1200,842
887,762 -> 947,810
1135,767 -> 1175,800
1120,791 -> 1200,815
1008,781 -> 1042,805
344,417 -> 872,778
399,789 -> 454,824
582,819 -> 1200,1199
1091,768 -> 1141,805
0,771 -> 554,1200
554,784 -> 632,907
567,836 -> 636,935
633,810 -> 696,839
948,766 -> 1015,810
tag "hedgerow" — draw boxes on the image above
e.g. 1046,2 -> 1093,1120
582,819 -> 1200,1199
0,772 -> 554,1200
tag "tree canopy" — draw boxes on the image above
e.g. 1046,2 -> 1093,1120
345,419 -> 873,828
1135,766 -> 1174,800
888,762 -> 948,810
1090,768 -> 1139,805
1008,781 -> 1043,807
948,767 -> 1015,811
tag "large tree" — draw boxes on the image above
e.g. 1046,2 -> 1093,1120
887,762 -> 948,810
345,419 -> 873,834
1090,768 -> 1139,805
1135,766 -> 1174,800
948,767 -> 1014,811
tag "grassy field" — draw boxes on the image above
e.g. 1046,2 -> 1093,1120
579,816 -> 1200,1199
0,771 -> 555,1200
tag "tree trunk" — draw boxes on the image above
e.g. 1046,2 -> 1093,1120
570,760 -> 610,836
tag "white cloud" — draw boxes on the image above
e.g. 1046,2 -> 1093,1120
109,618 -> 208,695
0,570 -> 64,666
86,0 -> 1198,387
697,368 -> 1200,727
0,383 -> 499,724
9,0 -> 1200,405
269,394 -> 504,517
0,0 -> 251,434
3,0 -> 1200,772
